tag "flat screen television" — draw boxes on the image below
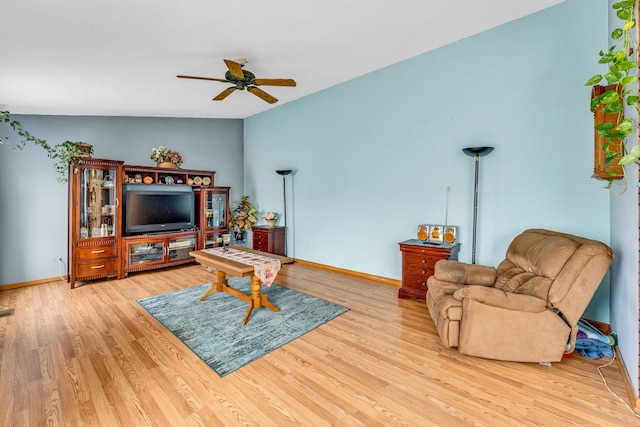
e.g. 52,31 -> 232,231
123,184 -> 195,235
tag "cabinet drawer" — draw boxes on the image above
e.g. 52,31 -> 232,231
404,253 -> 441,268
404,265 -> 434,277
76,258 -> 118,278
78,245 -> 117,259
403,274 -> 430,290
254,242 -> 269,252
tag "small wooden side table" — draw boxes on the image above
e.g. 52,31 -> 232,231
252,225 -> 286,256
398,239 -> 461,299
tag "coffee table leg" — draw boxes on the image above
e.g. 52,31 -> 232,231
200,270 -> 227,301
241,275 -> 280,326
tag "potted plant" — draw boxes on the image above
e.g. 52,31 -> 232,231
229,195 -> 258,242
52,141 -> 94,183
150,146 -> 183,168
1,111 -> 93,183
264,211 -> 279,227
586,0 -> 639,191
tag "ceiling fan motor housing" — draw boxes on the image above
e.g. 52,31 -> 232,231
225,70 -> 256,90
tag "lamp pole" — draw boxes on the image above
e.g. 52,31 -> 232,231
462,147 -> 494,264
276,169 -> 292,256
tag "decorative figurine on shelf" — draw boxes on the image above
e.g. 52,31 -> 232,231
150,146 -> 184,169
264,211 -> 279,227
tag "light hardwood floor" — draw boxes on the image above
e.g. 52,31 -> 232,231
0,262 -> 638,426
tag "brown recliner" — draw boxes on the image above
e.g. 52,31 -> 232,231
426,229 -> 614,363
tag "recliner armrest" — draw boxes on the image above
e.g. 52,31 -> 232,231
433,260 -> 497,286
453,285 -> 547,312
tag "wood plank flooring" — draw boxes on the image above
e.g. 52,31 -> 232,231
1,262 -> 638,426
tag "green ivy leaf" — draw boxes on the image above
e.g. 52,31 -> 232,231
626,95 -> 639,105
606,151 -> 619,161
611,28 -> 624,39
601,91 -> 620,104
617,59 -> 635,71
617,9 -> 631,20
614,50 -> 627,61
605,71 -> 623,82
585,75 -> 603,86
621,76 -> 638,86
595,122 -> 615,131
619,153 -> 639,165
598,54 -> 614,64
602,103 -> 622,114
623,19 -> 636,31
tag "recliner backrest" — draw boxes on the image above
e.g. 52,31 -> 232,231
493,229 -> 613,324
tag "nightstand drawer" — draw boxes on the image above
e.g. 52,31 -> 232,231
403,274 -> 430,290
404,253 -> 440,269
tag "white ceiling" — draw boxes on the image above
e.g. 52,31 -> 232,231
1,0 -> 565,119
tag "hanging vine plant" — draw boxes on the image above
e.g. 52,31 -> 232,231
585,0 -> 639,191
1,110 -> 93,183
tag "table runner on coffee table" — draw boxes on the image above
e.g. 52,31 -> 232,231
202,247 -> 281,286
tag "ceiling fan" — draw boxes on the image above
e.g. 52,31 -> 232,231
177,57 -> 296,104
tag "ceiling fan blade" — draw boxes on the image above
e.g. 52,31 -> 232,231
252,78 -> 297,87
223,59 -> 245,79
247,86 -> 278,104
213,87 -> 237,101
177,75 -> 228,83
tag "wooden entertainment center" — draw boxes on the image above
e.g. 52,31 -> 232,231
67,158 -> 230,288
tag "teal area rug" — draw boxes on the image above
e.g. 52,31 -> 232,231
137,279 -> 349,377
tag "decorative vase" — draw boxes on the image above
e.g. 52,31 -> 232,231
266,219 -> 277,227
157,161 -> 175,169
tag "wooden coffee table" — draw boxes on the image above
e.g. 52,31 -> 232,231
189,247 -> 291,326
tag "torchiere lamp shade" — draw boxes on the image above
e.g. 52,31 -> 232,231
462,146 -> 494,158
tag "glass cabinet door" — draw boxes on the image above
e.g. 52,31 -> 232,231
128,241 -> 164,266
204,191 -> 227,229
79,167 -> 117,239
168,237 -> 196,261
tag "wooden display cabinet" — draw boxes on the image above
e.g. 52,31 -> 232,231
68,158 -> 124,288
69,160 -> 229,285
197,186 -> 230,249
398,239 -> 460,299
122,165 -> 215,187
252,226 -> 286,256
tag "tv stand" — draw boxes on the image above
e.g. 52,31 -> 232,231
68,159 -> 229,288
123,230 -> 199,275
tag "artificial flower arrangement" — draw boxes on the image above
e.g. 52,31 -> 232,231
229,195 -> 258,234
264,212 -> 279,221
150,146 -> 184,168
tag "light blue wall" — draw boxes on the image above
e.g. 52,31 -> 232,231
245,0 -> 611,319
608,1 -> 640,398
0,115 -> 243,285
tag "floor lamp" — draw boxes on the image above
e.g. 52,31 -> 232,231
276,169 -> 292,257
462,146 -> 494,264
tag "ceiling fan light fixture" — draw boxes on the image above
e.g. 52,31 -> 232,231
229,57 -> 248,66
